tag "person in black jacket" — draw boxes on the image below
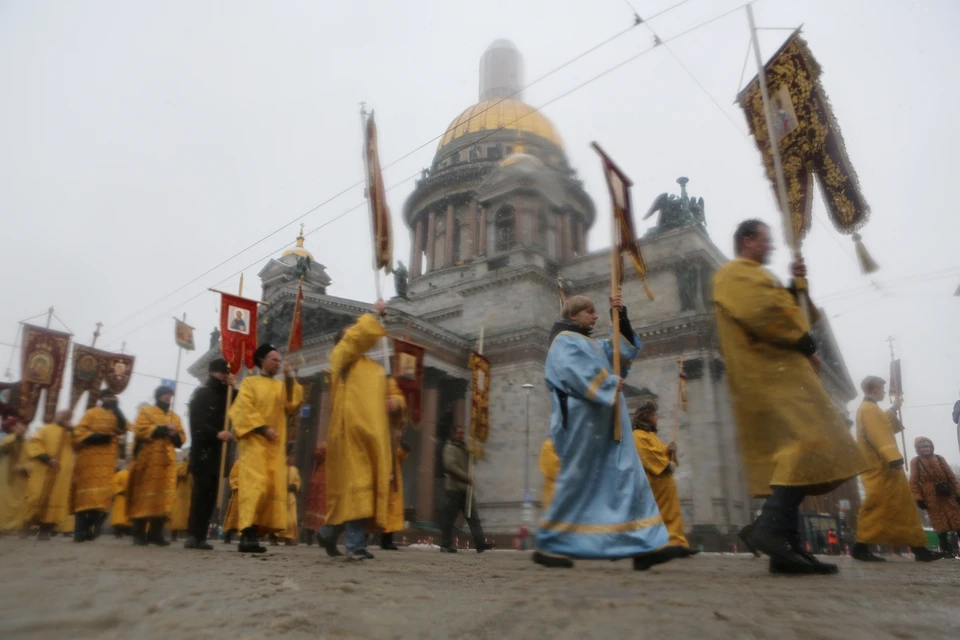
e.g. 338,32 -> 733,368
184,358 -> 234,550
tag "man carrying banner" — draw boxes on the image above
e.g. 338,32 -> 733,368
319,301 -> 404,560
228,344 -> 303,553
185,358 -> 234,550
20,410 -> 74,540
72,389 -> 127,542
713,220 -> 867,575
128,386 -> 185,546
853,376 -> 944,562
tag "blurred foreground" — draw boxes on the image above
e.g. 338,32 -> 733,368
1,536 -> 958,640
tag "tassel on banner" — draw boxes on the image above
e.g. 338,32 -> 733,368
640,276 -> 654,302
852,233 -> 879,274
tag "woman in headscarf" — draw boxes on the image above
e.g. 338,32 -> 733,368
910,436 -> 960,556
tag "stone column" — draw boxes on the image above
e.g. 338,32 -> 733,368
466,199 -> 477,260
425,210 -> 437,273
416,372 -> 441,522
444,203 -> 455,268
478,206 -> 488,256
412,217 -> 424,278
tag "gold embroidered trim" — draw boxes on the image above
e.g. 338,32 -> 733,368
585,370 -> 609,402
538,514 -> 663,534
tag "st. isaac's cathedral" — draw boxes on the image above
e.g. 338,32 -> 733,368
190,40 -> 860,550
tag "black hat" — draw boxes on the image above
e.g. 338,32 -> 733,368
208,358 -> 229,374
155,386 -> 175,401
253,343 -> 278,368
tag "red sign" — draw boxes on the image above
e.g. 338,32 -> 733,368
219,293 -> 258,372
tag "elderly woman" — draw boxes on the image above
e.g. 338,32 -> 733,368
533,293 -> 678,571
910,437 -> 960,556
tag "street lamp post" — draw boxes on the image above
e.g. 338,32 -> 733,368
522,383 -> 535,549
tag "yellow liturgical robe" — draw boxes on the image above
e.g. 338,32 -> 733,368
170,460 -> 192,531
229,375 -> 303,533
72,407 -> 124,513
22,423 -> 75,527
539,439 -> 560,512
384,447 -> 410,534
713,258 -> 867,496
325,314 -> 405,529
855,400 -> 926,547
633,429 -> 689,547
280,465 -> 301,541
110,469 -> 130,527
223,460 -> 240,533
0,433 -> 30,534
128,405 -> 184,520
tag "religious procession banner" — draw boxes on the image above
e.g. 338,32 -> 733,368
592,142 -> 654,300
174,317 -> 196,351
287,282 -> 304,354
20,324 -> 71,423
737,32 -> 873,269
468,351 -> 491,458
70,344 -> 105,410
391,338 -> 424,427
219,293 -> 258,372
101,352 -> 135,395
364,110 -> 393,275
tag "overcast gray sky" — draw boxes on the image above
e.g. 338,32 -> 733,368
2,0 -> 958,462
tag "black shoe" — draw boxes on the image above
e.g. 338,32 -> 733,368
912,546 -> 947,562
676,546 -> 700,558
769,556 -> 833,575
476,542 -> 496,554
380,542 -> 400,551
184,537 -> 214,550
36,527 -> 51,542
738,522 -> 761,558
348,549 -> 375,561
793,550 -> 839,574
852,545 -> 886,562
633,546 -> 685,571
439,546 -> 458,553
238,537 -> 267,553
747,529 -> 817,573
133,535 -> 148,546
532,551 -> 574,568
317,532 -> 343,557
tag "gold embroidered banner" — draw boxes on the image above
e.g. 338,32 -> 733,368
468,351 -> 491,458
20,324 -> 71,423
737,32 -> 869,242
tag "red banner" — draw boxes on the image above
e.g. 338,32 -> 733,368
20,324 -> 71,423
220,293 -> 258,372
469,352 -> 490,456
364,111 -> 393,274
392,338 -> 424,426
287,282 -> 304,354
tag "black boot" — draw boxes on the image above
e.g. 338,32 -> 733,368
184,535 -> 214,550
380,532 -> 399,551
852,542 -> 886,562
738,522 -> 761,558
747,527 -> 820,574
238,527 -> 267,553
317,530 -> 342,557
148,519 -> 170,546
132,520 -> 149,546
912,546 -> 947,562
788,533 -> 838,574
633,546 -> 685,571
36,524 -> 53,541
532,551 -> 574,568
223,531 -> 233,544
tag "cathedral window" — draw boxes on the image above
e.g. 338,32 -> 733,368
495,205 -> 516,252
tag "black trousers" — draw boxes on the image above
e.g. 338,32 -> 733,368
439,489 -> 485,548
755,486 -> 806,540
187,468 -> 220,541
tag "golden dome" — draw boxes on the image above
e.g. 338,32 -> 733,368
436,98 -> 563,154
282,225 -> 313,260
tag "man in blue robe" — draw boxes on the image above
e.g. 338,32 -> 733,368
534,294 -> 683,570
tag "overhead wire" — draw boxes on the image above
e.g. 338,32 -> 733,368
106,1 -> 701,335
103,1 -> 755,349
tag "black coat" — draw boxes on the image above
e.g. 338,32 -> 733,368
188,376 -> 232,474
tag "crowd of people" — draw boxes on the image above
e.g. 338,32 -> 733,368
1,218 -> 958,577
